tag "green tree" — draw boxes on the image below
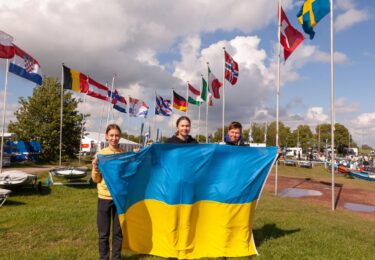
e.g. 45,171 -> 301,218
265,121 -> 292,147
292,125 -> 314,151
8,77 -> 86,161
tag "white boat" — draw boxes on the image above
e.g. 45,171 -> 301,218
49,167 -> 88,179
0,170 -> 38,188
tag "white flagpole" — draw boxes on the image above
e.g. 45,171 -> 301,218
0,59 -> 10,173
97,100 -> 106,151
198,103 -> 201,142
330,0 -> 336,211
205,65 -> 209,143
78,93 -> 87,165
186,82 -> 189,116
153,90 -> 157,141
106,74 -> 115,127
275,0 -> 282,195
222,47 -> 226,143
59,64 -> 64,166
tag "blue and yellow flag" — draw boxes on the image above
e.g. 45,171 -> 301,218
98,144 -> 277,258
297,0 -> 330,39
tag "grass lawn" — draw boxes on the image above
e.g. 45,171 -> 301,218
0,167 -> 374,259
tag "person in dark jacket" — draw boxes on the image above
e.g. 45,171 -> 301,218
224,121 -> 246,146
165,116 -> 198,144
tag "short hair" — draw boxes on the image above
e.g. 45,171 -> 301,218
105,124 -> 122,134
228,121 -> 242,131
176,116 -> 191,127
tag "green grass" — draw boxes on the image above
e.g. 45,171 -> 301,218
0,168 -> 374,259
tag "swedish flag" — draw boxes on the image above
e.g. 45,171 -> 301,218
297,0 -> 330,39
98,144 -> 277,258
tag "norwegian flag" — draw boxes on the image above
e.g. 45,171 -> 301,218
224,50 -> 239,85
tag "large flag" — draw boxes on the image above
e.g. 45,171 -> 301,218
98,144 -> 278,259
155,94 -> 172,117
62,65 -> 89,93
280,7 -> 305,61
297,0 -> 330,39
129,96 -> 149,118
224,51 -> 239,85
187,83 -> 202,106
9,45 -> 43,85
113,94 -> 127,113
87,77 -> 109,101
0,31 -> 15,59
172,90 -> 187,112
208,66 -> 222,99
201,77 -> 213,106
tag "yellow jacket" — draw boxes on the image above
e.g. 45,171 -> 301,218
91,146 -> 123,200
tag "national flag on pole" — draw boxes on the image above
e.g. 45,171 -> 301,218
0,31 -> 15,59
155,94 -> 172,117
208,66 -> 222,99
113,94 -> 127,113
224,51 -> 239,85
129,96 -> 149,118
280,7 -> 305,61
87,77 -> 109,101
173,90 -> 187,112
297,0 -> 330,40
187,83 -> 202,106
9,45 -> 43,85
62,65 -> 89,93
201,77 -> 213,106
108,89 -> 120,105
97,145 -> 278,259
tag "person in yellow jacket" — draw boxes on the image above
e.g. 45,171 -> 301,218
91,124 -> 124,260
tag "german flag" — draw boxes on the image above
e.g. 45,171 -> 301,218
62,65 -> 89,93
173,90 -> 187,112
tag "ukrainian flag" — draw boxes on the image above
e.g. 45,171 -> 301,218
297,0 -> 330,39
98,144 -> 277,258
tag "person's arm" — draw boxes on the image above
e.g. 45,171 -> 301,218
91,157 -> 102,183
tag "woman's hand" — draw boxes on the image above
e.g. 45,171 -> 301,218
92,157 -> 99,172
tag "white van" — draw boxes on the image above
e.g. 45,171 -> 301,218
285,147 -> 303,158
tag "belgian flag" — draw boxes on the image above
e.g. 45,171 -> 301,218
62,65 -> 89,93
173,90 -> 187,112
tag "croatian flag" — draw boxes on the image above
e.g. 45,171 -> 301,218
129,96 -> 149,118
0,30 -> 15,59
9,44 -> 43,85
155,94 -> 172,117
113,94 -> 127,113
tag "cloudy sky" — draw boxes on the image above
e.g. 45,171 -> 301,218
0,0 -> 374,147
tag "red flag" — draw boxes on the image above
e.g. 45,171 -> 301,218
208,66 -> 222,99
279,7 -> 305,61
0,31 -> 14,59
224,51 -> 239,85
87,77 -> 109,101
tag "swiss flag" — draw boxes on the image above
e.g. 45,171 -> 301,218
280,7 -> 304,61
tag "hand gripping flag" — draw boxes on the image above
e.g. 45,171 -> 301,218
9,45 -> 43,85
297,0 -> 330,39
98,144 -> 278,259
224,51 -> 239,85
280,7 -> 305,61
208,66 -> 222,99
155,94 -> 172,116
0,30 -> 15,59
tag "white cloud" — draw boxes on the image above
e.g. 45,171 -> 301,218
335,0 -> 369,32
306,107 -> 328,123
335,97 -> 360,114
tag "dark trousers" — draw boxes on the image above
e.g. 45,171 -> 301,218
97,198 -> 123,260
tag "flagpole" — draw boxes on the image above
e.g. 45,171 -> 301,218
198,103 -> 201,142
330,0 -> 336,211
275,0 -> 282,195
185,82 -> 189,116
0,59 -> 10,173
78,93 -> 87,165
205,65 -> 209,144
106,74 -> 115,127
97,99 -> 106,151
222,47 -> 226,143
59,63 -> 64,167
